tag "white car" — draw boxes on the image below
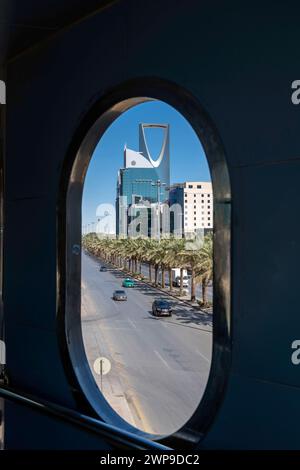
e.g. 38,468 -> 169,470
175,275 -> 189,288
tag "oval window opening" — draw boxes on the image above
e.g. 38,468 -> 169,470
80,99 -> 214,436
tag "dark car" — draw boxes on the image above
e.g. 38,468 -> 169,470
152,299 -> 172,317
113,290 -> 127,301
99,266 -> 107,272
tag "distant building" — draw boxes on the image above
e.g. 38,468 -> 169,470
139,123 -> 170,187
128,201 -> 156,238
116,124 -> 170,238
169,181 -> 213,238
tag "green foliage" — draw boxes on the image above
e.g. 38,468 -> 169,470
82,233 -> 213,303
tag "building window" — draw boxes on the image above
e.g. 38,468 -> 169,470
194,211 -> 196,215
208,211 -> 210,215
208,205 -> 210,209
208,217 -> 211,220
194,205 -> 196,209
197,185 -> 201,188
201,200 -> 204,203
188,184 -> 193,188
194,217 -> 196,220
208,223 -> 211,226
194,223 -> 197,226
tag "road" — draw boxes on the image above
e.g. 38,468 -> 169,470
81,252 -> 212,436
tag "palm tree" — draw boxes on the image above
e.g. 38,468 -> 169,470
163,238 -> 184,292
142,238 -> 155,281
159,239 -> 171,288
148,240 -> 164,286
82,233 -> 213,305
134,237 -> 148,275
177,248 -> 201,301
195,232 -> 213,305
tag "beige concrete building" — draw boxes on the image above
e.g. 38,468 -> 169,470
169,181 -> 213,238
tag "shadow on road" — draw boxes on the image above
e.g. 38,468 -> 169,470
100,262 -> 212,329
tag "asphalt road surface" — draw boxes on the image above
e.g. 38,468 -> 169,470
81,252 -> 212,436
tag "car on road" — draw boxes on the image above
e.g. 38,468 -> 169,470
174,275 -> 189,288
152,299 -> 172,317
113,290 -> 127,301
99,266 -> 107,272
122,278 -> 135,288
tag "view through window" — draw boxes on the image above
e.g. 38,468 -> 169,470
81,100 -> 213,435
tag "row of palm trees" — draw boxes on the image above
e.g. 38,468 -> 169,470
82,234 -> 213,304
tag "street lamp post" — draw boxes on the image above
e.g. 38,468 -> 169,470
131,179 -> 153,238
151,179 -> 166,241
131,178 -> 167,240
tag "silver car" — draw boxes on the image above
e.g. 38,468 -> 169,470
113,290 -> 127,301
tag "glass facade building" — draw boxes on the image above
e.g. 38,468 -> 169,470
116,123 -> 170,237
119,168 -> 168,205
169,185 -> 184,235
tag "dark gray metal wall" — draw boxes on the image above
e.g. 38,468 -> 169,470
4,0 -> 300,449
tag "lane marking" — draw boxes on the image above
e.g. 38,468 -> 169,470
154,349 -> 170,369
196,348 -> 210,363
83,254 -> 157,433
128,319 -> 137,330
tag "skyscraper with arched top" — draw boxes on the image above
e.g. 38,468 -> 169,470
116,123 -> 170,237
139,123 -> 170,188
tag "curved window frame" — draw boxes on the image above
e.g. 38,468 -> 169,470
58,78 -> 231,448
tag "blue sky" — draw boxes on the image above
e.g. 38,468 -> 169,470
82,100 -> 211,227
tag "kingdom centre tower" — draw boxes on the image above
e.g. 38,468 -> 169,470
116,123 -> 170,237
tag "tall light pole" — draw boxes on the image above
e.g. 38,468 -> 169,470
131,179 -> 153,238
151,179 -> 166,241
132,179 -> 167,240
132,179 -> 152,202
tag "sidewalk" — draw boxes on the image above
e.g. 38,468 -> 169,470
81,280 -> 141,430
